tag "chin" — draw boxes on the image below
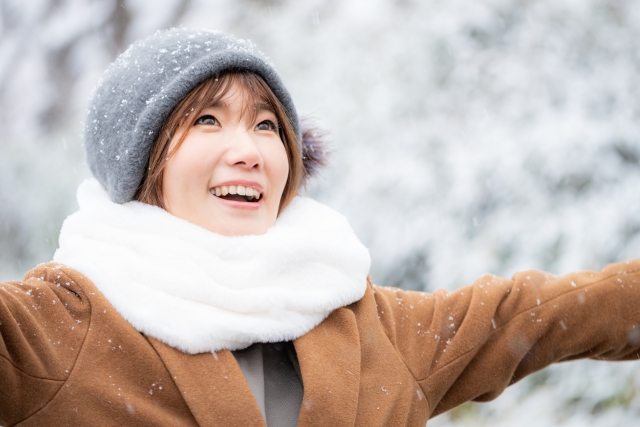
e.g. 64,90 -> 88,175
203,216 -> 272,237
212,226 -> 269,237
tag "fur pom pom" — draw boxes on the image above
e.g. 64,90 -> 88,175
300,116 -> 331,183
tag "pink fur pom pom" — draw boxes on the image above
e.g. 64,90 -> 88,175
300,116 -> 331,184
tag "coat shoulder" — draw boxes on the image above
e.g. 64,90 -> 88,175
0,262 -> 93,425
22,262 -> 94,310
365,280 -> 436,346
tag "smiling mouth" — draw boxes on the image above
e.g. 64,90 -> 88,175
210,185 -> 262,203
217,193 -> 259,203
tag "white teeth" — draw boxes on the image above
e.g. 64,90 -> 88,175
211,185 -> 261,200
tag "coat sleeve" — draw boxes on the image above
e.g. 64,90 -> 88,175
371,259 -> 640,418
0,263 -> 90,425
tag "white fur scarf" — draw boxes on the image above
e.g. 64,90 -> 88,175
54,179 -> 370,353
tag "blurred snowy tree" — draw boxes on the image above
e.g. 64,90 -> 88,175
0,0 -> 190,276
1,0 -> 639,425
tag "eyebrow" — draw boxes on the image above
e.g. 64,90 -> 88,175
256,102 -> 276,114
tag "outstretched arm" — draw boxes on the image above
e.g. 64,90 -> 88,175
372,259 -> 640,418
0,265 -> 89,425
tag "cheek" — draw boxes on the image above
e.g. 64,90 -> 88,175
166,142 -> 214,182
162,142 -> 218,202
267,144 -> 290,191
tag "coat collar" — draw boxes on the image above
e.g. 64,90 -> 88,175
146,307 -> 362,427
148,336 -> 268,427
295,307 -> 361,427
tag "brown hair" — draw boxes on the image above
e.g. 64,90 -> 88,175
134,72 -> 302,213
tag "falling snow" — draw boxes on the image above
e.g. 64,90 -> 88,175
1,0 -> 640,426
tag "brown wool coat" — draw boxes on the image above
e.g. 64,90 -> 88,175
1,260 -> 640,426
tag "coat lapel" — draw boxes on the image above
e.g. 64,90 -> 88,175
295,307 -> 361,427
147,336 -> 267,427
147,307 -> 361,427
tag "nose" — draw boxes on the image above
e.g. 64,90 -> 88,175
225,127 -> 263,170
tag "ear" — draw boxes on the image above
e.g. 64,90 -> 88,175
300,116 -> 331,184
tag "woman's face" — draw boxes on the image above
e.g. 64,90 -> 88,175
162,81 -> 289,236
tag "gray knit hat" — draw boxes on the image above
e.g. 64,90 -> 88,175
86,28 -> 326,204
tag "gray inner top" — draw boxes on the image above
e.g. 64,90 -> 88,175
232,342 -> 304,427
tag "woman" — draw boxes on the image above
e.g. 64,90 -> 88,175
1,28 -> 639,427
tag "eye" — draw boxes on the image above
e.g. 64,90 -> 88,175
194,115 -> 218,126
255,120 -> 278,132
